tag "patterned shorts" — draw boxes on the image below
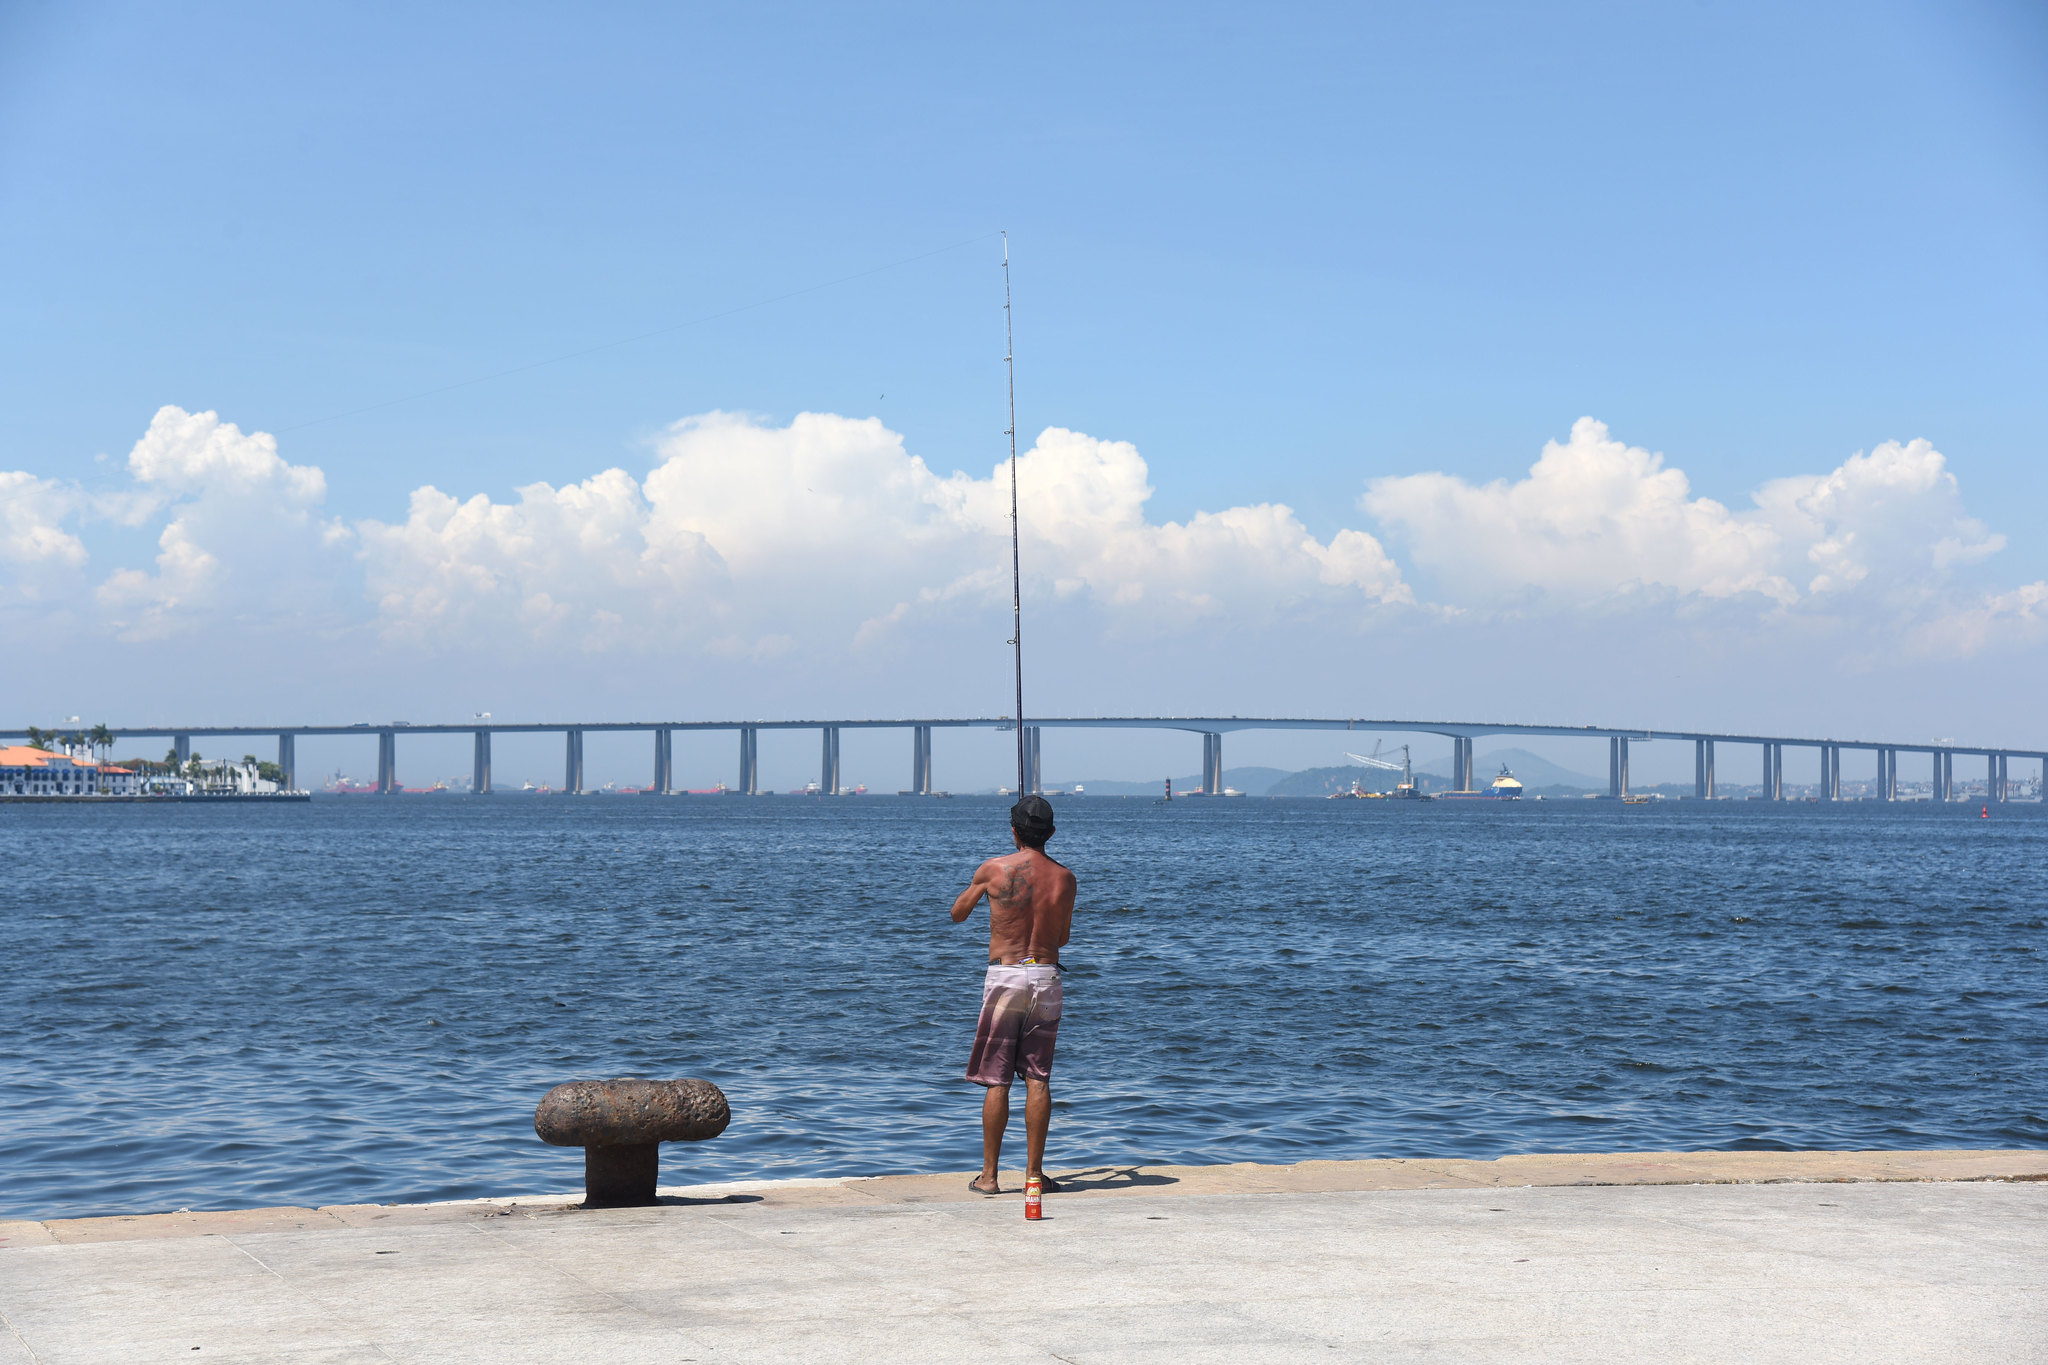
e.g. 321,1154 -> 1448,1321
965,963 -> 1062,1085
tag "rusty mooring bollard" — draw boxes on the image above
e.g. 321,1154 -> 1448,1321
533,1078 -> 731,1207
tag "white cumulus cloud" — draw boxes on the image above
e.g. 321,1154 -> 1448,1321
1363,418 -> 2006,617
0,471 -> 86,571
357,411 -> 1413,653
95,406 -> 350,638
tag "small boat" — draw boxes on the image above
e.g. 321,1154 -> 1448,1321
1439,765 -> 1524,801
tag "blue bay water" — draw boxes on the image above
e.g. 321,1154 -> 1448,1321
3,795 -> 2044,1220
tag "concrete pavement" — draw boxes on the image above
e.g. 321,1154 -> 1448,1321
3,1151 -> 2044,1363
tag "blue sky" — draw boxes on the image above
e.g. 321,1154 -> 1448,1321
3,1 -> 2045,787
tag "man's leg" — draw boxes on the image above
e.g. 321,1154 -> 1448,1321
974,1083 -> 1009,1192
1023,1077 -> 1051,1178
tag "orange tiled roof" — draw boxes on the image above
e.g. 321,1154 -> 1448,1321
0,745 -> 64,767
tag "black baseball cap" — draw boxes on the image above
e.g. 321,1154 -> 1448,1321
1010,795 -> 1056,839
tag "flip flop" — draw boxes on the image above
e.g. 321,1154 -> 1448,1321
969,1178 -> 1002,1196
1032,1175 -> 1063,1194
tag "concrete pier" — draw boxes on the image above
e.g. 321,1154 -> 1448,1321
173,733 -> 190,766
1026,725 -> 1043,794
276,732 -> 295,792
472,730 -> 491,795
1607,736 -> 1629,798
376,730 -> 396,795
1200,731 -> 1223,795
910,724 -> 934,796
3,1150 -> 2040,1363
1694,738 -> 1714,799
1453,735 -> 1475,792
820,725 -> 839,795
650,728 -> 670,795
738,726 -> 759,795
563,728 -> 584,795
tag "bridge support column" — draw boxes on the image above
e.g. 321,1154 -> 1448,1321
911,725 -> 932,796
1988,754 -> 2002,803
377,730 -> 396,794
277,734 -> 295,792
174,734 -> 190,766
1200,732 -> 1225,795
1026,727 -> 1043,794
739,727 -> 758,795
1453,737 -> 1474,792
1695,739 -> 1713,799
564,729 -> 584,794
1608,737 -> 1628,798
651,729 -> 670,795
472,730 -> 491,794
1824,744 -> 1839,801
821,727 -> 839,795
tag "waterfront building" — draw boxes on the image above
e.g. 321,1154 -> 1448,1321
0,745 -> 139,797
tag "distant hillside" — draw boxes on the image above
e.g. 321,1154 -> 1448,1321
1047,766 -> 1291,796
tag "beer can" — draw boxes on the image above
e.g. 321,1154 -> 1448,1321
1024,1174 -> 1042,1221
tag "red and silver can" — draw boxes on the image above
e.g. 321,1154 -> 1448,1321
1024,1175 -> 1043,1220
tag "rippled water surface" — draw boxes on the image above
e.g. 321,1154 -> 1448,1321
4,795 -> 2044,1219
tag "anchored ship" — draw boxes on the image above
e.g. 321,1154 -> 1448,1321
1438,764 -> 1524,801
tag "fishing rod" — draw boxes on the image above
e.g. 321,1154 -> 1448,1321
1003,232 -> 1026,797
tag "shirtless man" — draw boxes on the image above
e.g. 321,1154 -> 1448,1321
951,795 -> 1076,1196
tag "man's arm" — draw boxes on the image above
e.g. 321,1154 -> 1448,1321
950,861 -> 995,923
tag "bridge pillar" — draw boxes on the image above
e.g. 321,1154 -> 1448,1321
1607,737 -> 1628,798
564,728 -> 584,794
739,727 -> 758,795
651,729 -> 670,795
277,734 -> 295,792
1453,737 -> 1474,792
1027,727 -> 1043,794
473,730 -> 491,794
377,730 -> 396,794
1201,732 -> 1224,795
1695,739 -> 1714,799
174,734 -> 190,766
821,726 -> 839,795
911,725 -> 932,796
1988,753 -> 2001,803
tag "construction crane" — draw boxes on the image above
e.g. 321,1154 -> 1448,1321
1342,743 -> 1425,799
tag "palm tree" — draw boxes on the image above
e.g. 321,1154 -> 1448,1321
25,726 -> 45,751
90,724 -> 113,759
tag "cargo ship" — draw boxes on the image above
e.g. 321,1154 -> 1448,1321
1438,765 -> 1524,801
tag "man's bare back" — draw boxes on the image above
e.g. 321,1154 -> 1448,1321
950,842 -> 1075,963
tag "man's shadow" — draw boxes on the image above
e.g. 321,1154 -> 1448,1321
1049,1166 -> 1179,1192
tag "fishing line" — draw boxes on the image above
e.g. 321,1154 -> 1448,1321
276,229 -> 1003,434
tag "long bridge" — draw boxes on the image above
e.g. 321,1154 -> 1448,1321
5,717 -> 2043,801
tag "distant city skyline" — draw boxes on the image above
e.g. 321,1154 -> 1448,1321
3,2 -> 2045,785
